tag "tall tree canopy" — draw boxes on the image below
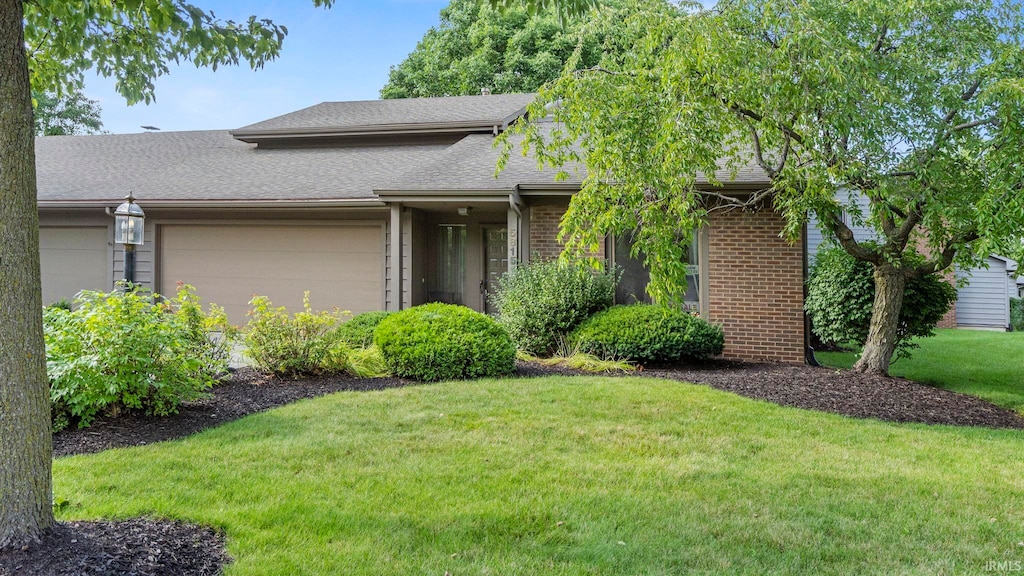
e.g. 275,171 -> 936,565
33,91 -> 104,136
504,0 -> 1024,375
382,0 -> 614,98
1,0 -> 331,548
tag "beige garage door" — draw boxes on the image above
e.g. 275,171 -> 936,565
40,227 -> 109,305
160,224 -> 384,325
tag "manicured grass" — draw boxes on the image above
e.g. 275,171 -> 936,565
54,377 -> 1024,575
816,329 -> 1024,414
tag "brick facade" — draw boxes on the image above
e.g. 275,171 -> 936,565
707,208 -> 806,363
528,204 -> 566,261
528,202 -> 605,262
529,201 -> 807,364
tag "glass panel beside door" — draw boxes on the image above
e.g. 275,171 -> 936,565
433,225 -> 466,305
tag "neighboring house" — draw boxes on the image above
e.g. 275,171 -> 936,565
35,93 -> 805,363
809,193 -> 1016,331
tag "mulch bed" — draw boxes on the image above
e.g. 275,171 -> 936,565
640,361 -> 1024,430
14,358 -> 1022,576
0,518 -> 226,576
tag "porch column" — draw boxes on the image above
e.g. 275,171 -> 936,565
388,202 -> 403,311
508,194 -> 523,270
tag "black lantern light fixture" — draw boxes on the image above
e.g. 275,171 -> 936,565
113,193 -> 145,284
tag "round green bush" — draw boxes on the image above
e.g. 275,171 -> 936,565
806,246 -> 957,358
374,303 -> 516,381
570,304 -> 724,363
334,310 -> 393,348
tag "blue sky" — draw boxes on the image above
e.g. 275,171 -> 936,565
84,1 -> 449,134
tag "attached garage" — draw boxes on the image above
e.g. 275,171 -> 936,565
158,223 -> 385,325
39,226 -> 110,305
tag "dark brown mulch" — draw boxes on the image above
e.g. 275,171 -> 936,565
639,360 -> 1024,430
53,368 -> 413,458
0,518 -> 227,576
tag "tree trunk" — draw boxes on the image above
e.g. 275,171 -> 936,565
0,0 -> 54,549
852,263 -> 907,376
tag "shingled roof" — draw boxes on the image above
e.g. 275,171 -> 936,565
35,93 -> 770,206
35,130 -> 449,204
230,93 -> 535,142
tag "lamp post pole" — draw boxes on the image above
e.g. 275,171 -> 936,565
113,193 -> 145,287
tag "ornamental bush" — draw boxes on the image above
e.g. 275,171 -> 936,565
243,293 -> 350,377
805,247 -> 957,358
490,259 -> 617,355
374,303 -> 515,381
1011,298 -> 1023,332
45,284 -> 234,432
569,304 -> 724,363
334,310 -> 393,348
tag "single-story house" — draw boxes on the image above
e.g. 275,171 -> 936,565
808,193 -> 1018,331
36,93 -> 805,363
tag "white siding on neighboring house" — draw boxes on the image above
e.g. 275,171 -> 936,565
956,256 -> 1011,329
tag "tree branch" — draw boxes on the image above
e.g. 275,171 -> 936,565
825,211 -> 880,263
912,229 -> 980,277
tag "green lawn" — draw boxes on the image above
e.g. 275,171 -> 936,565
816,329 -> 1024,414
54,376 -> 1024,575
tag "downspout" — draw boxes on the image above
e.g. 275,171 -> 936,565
803,219 -> 820,366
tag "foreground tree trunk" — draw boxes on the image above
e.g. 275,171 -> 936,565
852,264 -> 907,376
0,0 -> 54,549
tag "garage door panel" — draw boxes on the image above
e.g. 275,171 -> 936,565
160,224 -> 383,325
165,226 -> 382,252
161,251 -> 382,281
40,227 -> 109,304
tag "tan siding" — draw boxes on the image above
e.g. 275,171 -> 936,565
39,227 -> 110,304
159,224 -> 384,325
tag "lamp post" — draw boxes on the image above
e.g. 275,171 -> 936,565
113,193 -> 145,285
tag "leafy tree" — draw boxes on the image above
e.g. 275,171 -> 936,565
502,0 -> 1024,375
0,0 -> 331,549
806,246 -> 957,359
33,91 -> 104,136
382,0 -> 611,99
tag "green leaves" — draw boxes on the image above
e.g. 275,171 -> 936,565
382,0 -> 611,99
44,284 -> 233,432
502,0 -> 1024,315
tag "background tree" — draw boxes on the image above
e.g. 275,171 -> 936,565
383,0 -> 613,99
33,91 -> 104,136
503,0 -> 1024,375
0,0 -> 331,549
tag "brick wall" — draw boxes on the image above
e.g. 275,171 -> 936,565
529,204 -> 566,261
528,202 -> 605,261
707,208 -> 806,363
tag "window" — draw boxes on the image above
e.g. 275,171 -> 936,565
612,231 -> 702,313
434,225 -> 466,305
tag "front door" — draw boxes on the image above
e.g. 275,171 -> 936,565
482,226 -> 508,314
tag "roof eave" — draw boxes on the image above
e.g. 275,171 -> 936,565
230,120 -> 511,143
38,198 -> 387,209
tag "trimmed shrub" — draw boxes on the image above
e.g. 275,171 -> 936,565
570,304 -> 724,363
244,293 -> 349,377
334,310 -> 393,348
1012,298 -> 1023,332
374,303 -> 515,381
490,259 -> 617,355
45,284 -> 233,432
806,247 -> 957,358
